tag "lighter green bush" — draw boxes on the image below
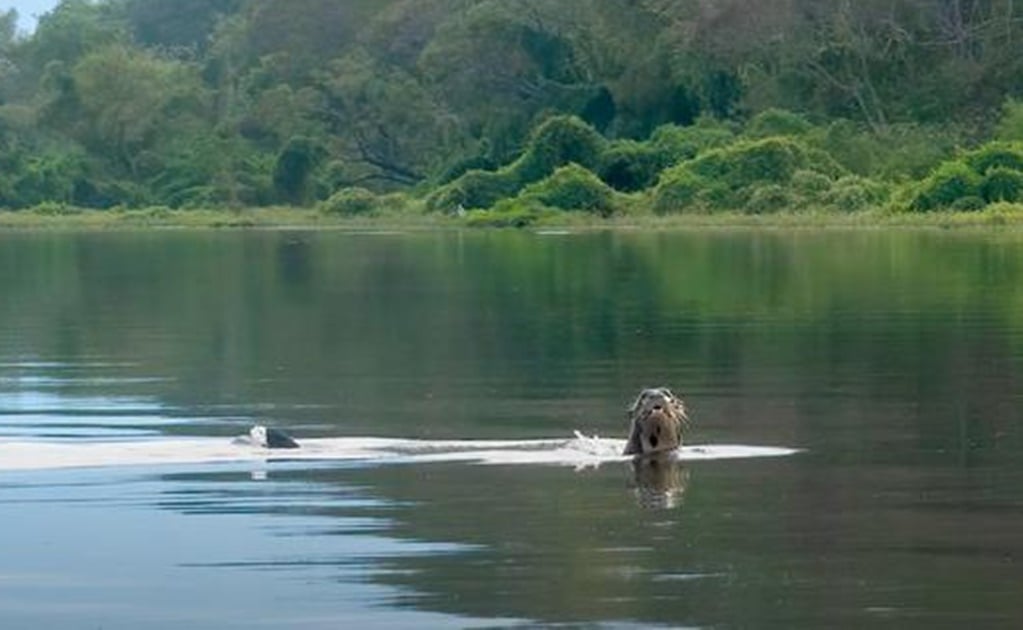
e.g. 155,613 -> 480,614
319,187 -> 380,215
520,164 -> 615,215
650,120 -> 735,164
651,167 -> 707,214
426,168 -> 520,212
823,176 -> 888,212
512,115 -> 606,183
745,108 -> 814,138
994,98 -> 1023,142
791,169 -> 833,196
689,137 -> 837,187
747,184 -> 793,213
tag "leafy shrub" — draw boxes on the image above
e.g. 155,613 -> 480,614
911,161 -> 982,211
464,198 -> 549,228
950,196 -> 986,212
649,120 -> 734,164
994,98 -> 1023,142
745,108 -> 814,138
430,117 -> 606,212
455,169 -> 520,209
962,142 -> 1023,174
436,154 -> 499,185
512,115 -> 606,183
812,120 -> 964,179
823,176 -> 889,212
520,164 -> 615,215
980,166 -> 1023,203
425,183 -> 469,213
746,184 -> 793,214
651,167 -> 707,214
690,137 -> 839,188
653,137 -> 843,213
597,140 -> 667,192
29,201 -> 82,216
791,169 -> 833,196
319,187 -> 380,216
426,168 -> 520,212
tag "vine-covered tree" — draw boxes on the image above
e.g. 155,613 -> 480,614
0,0 -> 1021,210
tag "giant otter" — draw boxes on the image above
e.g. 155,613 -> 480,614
623,387 -> 688,456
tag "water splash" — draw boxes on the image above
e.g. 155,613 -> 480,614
0,432 -> 799,472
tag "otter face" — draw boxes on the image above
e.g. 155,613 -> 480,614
623,387 -> 687,456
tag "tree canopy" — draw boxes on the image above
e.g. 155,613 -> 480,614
1,0 -> 1023,213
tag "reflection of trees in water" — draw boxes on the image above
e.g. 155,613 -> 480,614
320,462 -> 703,625
154,461 -> 704,625
1,231 -> 1019,457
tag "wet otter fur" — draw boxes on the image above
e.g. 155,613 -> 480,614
623,388 -> 688,456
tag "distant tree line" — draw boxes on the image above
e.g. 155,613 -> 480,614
1,0 -> 1023,213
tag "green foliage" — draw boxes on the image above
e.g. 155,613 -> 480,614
272,136 -> 324,205
319,187 -> 381,216
994,98 -> 1023,142
651,168 -> 710,214
649,121 -> 735,164
511,115 -> 606,183
746,184 -> 793,214
596,140 -> 666,192
745,109 -> 814,138
811,120 -> 965,179
698,137 -> 840,186
911,161 -> 982,211
463,199 -> 550,228
791,169 -> 833,196
980,167 -> 1023,203
28,200 -> 81,216
962,142 -> 1023,174
427,168 -> 521,213
1,0 -> 1023,218
654,136 -> 845,213
519,164 -> 615,215
950,196 -> 987,212
823,176 -> 890,213
431,116 -> 607,212
906,141 -> 1023,211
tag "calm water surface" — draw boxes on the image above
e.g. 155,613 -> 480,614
1,230 -> 1021,628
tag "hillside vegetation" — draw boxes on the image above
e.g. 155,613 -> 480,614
3,0 -> 1023,224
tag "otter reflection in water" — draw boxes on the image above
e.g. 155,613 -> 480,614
630,454 -> 689,510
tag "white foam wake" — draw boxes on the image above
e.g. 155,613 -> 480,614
0,432 -> 799,472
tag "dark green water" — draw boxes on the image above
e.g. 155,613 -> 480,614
1,230 -> 1021,628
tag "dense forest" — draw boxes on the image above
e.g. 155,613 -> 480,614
2,0 -> 1023,222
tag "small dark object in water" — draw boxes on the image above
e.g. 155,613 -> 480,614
249,425 -> 300,449
623,387 -> 688,456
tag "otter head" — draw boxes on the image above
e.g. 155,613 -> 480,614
623,387 -> 687,456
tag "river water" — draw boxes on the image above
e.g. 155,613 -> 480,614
0,229 -> 1021,628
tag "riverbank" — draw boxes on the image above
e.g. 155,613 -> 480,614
3,202 -> 1023,231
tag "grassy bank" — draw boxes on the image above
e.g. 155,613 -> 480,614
5,202 -> 1023,231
